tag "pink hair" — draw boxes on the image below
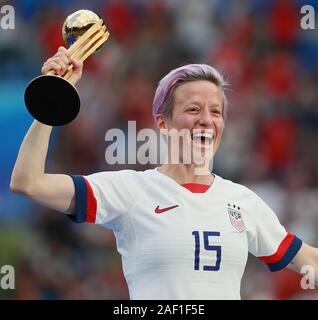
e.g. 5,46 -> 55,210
152,64 -> 228,120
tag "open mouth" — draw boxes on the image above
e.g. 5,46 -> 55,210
191,132 -> 214,146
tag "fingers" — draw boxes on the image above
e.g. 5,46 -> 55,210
57,46 -> 70,57
40,46 -> 84,86
70,57 -> 83,74
41,46 -> 72,76
42,58 -> 67,75
67,57 -> 83,86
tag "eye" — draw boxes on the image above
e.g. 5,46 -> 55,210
211,109 -> 222,115
187,106 -> 199,113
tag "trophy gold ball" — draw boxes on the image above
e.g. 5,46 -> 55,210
62,10 -> 104,51
24,9 -> 110,126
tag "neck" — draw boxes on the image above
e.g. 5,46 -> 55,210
158,164 -> 214,185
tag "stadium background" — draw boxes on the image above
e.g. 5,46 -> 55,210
1,0 -> 318,299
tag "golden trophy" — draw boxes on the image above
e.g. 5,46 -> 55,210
24,10 -> 110,126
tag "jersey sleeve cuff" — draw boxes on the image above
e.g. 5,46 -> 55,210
68,175 -> 97,223
258,233 -> 302,272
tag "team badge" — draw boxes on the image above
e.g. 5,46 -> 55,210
228,204 -> 245,232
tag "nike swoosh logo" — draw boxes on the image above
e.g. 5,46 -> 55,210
155,205 -> 179,214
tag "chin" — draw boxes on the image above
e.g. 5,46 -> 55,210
192,144 -> 214,166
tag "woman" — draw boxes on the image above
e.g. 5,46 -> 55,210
10,47 -> 318,299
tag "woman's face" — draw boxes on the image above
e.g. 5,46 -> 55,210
157,80 -> 225,165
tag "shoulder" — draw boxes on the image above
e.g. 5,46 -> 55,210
85,168 -> 158,184
215,175 -> 277,219
215,174 -> 257,199
215,174 -> 270,210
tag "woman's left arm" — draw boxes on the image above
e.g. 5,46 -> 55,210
287,242 -> 318,284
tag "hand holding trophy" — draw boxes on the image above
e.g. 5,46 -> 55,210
24,10 -> 110,126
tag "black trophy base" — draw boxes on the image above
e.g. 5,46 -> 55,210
24,75 -> 80,126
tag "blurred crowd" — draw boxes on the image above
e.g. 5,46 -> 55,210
1,0 -> 318,300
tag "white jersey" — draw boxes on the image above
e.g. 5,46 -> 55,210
70,169 -> 302,300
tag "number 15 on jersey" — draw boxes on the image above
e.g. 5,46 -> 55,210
192,231 -> 221,271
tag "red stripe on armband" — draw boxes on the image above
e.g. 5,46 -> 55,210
259,233 -> 295,264
83,178 -> 97,223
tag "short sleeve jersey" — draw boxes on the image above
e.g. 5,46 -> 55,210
70,169 -> 302,300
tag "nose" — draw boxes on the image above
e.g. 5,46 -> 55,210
198,107 -> 213,127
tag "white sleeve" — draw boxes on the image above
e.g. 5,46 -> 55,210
246,192 -> 302,272
69,170 -> 137,229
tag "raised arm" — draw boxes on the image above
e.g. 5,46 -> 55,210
10,47 -> 83,215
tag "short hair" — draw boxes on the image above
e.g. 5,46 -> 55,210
152,64 -> 228,120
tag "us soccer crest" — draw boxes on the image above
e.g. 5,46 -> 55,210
228,204 -> 246,232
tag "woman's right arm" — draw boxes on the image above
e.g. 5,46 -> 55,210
10,47 -> 83,215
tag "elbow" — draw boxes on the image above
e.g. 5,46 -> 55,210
10,179 -> 26,195
9,175 -> 19,194
10,176 -> 36,197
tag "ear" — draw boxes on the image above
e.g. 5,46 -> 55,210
155,114 -> 168,130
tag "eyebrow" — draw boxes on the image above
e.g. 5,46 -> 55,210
184,100 -> 222,108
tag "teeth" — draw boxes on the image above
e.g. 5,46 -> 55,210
191,132 -> 214,144
192,133 -> 213,139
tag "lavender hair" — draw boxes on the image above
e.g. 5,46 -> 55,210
152,64 -> 228,120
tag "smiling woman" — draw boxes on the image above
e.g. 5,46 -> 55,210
156,80 -> 224,175
10,58 -> 312,300
154,64 -> 227,179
